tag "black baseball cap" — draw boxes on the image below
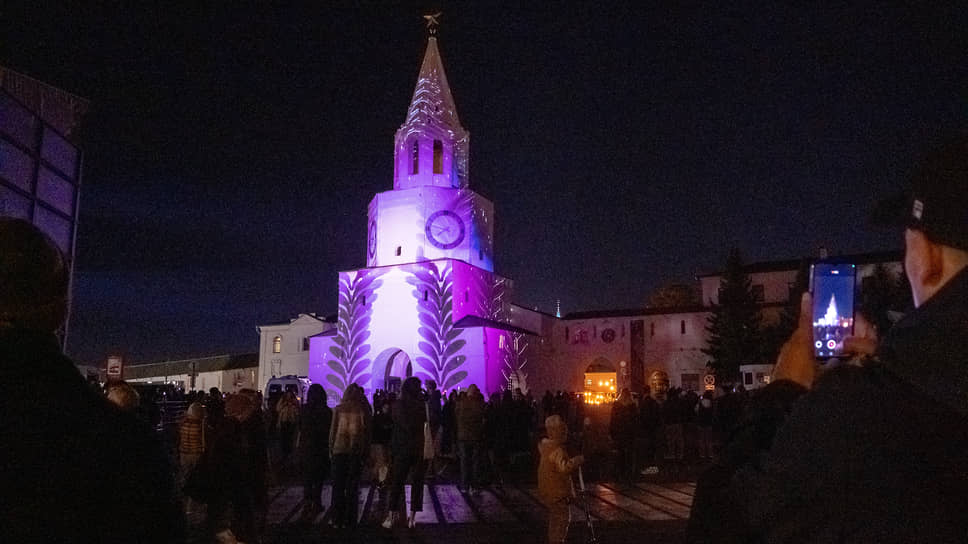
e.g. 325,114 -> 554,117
872,132 -> 968,251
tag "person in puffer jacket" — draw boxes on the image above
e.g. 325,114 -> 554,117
537,415 -> 584,544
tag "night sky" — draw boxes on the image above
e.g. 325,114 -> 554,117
3,4 -> 965,365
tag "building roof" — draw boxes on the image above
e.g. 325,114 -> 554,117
564,305 -> 711,320
123,353 -> 258,380
258,312 -> 330,328
696,250 -> 902,278
453,315 -> 538,335
510,303 -> 559,319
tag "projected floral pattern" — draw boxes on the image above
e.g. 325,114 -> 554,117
476,275 -> 508,321
408,261 -> 468,390
502,332 -> 529,391
325,269 -> 386,397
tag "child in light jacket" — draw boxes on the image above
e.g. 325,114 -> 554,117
537,415 -> 584,544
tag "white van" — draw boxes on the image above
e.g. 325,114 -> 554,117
265,375 -> 312,408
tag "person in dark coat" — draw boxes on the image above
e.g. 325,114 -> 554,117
206,392 -> 264,543
298,384 -> 332,521
0,218 -> 184,543
692,134 -> 968,542
456,383 -> 486,493
637,385 -> 662,475
609,388 -> 638,484
383,376 -> 427,529
440,390 -> 458,457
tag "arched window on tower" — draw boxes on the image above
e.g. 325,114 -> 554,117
411,140 -> 419,174
433,140 -> 443,174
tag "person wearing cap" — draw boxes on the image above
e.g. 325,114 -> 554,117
706,135 -> 968,542
0,218 -> 184,542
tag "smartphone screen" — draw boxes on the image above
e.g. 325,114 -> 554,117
810,262 -> 856,358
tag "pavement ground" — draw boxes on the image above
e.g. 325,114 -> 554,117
189,476 -> 695,543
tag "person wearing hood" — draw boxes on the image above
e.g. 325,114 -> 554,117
706,133 -> 968,542
455,383 -> 486,493
538,414 -> 584,544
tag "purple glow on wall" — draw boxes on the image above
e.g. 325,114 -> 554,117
320,269 -> 384,400
407,261 -> 468,389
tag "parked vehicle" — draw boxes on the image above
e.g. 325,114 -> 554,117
265,375 -> 312,408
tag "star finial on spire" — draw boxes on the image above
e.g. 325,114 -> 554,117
423,11 -> 442,36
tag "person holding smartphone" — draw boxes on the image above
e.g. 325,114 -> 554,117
694,134 -> 968,543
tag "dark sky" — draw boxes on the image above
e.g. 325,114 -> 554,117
3,4 -> 965,365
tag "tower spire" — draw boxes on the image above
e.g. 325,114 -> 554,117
393,17 -> 470,190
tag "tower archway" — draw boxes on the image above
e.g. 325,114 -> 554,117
372,348 -> 413,394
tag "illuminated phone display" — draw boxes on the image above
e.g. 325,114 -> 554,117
810,262 -> 856,358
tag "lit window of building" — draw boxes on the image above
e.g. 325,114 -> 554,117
272,336 -> 282,353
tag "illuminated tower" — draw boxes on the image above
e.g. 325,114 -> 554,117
366,33 -> 494,271
309,26 -> 522,400
816,294 -> 839,326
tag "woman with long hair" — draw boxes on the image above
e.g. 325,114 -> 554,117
329,384 -> 370,529
298,384 -> 332,522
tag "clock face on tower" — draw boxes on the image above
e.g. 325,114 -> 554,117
367,220 -> 377,258
425,210 -> 465,250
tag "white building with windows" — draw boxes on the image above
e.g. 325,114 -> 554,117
257,313 -> 333,393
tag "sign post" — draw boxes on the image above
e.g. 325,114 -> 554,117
106,354 -> 124,382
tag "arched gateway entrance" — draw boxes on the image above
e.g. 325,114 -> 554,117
372,348 -> 413,394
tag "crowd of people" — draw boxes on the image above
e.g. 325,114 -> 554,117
3,132 -> 967,543
160,370 -> 755,541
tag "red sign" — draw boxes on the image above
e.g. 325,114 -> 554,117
106,355 -> 123,381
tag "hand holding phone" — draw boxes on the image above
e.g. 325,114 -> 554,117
810,262 -> 856,359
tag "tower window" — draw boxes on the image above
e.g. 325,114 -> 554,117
424,290 -> 429,301
411,140 -> 419,174
302,338 -> 310,351
479,249 -> 484,261
395,246 -> 402,256
433,140 -> 443,174
272,336 -> 282,354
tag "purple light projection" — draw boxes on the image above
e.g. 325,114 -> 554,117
504,332 -> 529,391
407,261 -> 468,389
322,269 -> 385,400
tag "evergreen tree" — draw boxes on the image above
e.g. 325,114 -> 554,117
703,248 -> 762,383
859,264 -> 912,335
